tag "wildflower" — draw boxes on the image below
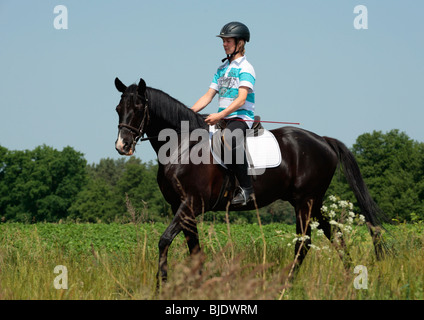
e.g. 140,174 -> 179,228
348,211 -> 355,218
330,203 -> 338,210
316,229 -> 324,237
349,202 -> 354,210
310,221 -> 320,230
299,235 -> 310,241
329,195 -> 337,202
321,205 -> 328,213
343,225 -> 352,233
359,215 -> 366,223
338,200 -> 349,208
308,244 -> 321,250
292,234 -> 310,243
328,210 -> 336,218
347,217 -> 354,225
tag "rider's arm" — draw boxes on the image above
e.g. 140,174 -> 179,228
191,88 -> 217,113
204,87 -> 249,125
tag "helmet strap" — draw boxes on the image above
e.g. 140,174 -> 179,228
221,38 -> 239,63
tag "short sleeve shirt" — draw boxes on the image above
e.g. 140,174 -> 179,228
210,56 -> 256,127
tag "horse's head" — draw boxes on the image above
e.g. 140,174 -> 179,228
114,77 -> 149,156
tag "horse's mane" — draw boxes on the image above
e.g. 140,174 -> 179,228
145,87 -> 208,131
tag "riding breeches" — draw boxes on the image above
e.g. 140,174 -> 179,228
221,118 -> 252,188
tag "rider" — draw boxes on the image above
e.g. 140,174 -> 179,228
191,21 -> 256,206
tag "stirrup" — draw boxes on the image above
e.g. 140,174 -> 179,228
231,186 -> 254,206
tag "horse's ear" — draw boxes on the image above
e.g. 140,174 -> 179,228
138,78 -> 147,96
115,77 -> 127,93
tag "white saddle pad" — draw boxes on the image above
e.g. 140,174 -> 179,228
209,125 -> 282,173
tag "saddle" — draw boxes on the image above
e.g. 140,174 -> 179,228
208,116 -> 282,210
215,116 -> 264,136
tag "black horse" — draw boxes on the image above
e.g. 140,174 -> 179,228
114,77 -> 387,283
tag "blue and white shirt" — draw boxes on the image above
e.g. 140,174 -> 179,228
209,56 -> 256,128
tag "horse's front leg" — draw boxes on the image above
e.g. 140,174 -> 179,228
157,201 -> 199,286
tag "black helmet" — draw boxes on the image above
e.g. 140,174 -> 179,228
217,21 -> 250,42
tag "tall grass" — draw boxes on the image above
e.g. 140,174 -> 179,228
0,220 -> 423,299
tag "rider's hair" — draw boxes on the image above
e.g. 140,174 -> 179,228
238,39 -> 246,56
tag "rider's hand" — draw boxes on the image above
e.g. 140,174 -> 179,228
205,113 -> 223,125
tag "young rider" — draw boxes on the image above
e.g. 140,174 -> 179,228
191,21 -> 256,206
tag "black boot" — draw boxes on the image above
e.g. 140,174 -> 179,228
231,186 -> 254,206
230,157 -> 255,206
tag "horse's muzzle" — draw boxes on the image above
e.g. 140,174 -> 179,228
115,132 -> 134,156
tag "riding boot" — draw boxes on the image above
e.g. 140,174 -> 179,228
231,185 -> 255,206
230,158 -> 255,206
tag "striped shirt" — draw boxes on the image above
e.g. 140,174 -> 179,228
209,56 -> 256,128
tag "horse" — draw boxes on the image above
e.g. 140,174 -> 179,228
114,77 -> 387,284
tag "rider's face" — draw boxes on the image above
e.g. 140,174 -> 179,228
222,37 -> 236,55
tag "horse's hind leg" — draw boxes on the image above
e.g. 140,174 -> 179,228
318,212 -> 352,269
292,199 -> 314,271
368,223 -> 386,260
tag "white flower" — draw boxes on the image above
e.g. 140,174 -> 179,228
292,234 -> 310,243
308,244 -> 321,250
359,215 -> 366,222
316,229 -> 325,237
330,203 -> 338,210
329,220 -> 338,225
343,225 -> 352,233
338,200 -> 349,208
347,217 -> 354,225
299,235 -> 310,241
329,210 -> 336,218
310,221 -> 320,230
329,195 -> 337,202
321,205 -> 328,213
349,202 -> 354,210
348,211 -> 356,218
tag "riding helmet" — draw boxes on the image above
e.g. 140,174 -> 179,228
217,21 -> 250,42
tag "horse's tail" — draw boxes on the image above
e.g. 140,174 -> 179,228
324,137 -> 393,259
323,136 -> 387,227
324,137 -> 390,259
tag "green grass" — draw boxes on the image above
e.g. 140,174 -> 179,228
0,222 -> 423,299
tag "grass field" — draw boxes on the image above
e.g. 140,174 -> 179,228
0,220 -> 423,300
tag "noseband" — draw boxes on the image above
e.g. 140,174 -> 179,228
118,96 -> 150,150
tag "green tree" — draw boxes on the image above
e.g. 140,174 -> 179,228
327,130 -> 424,221
116,158 -> 171,222
70,157 -> 171,223
68,177 -> 122,222
0,145 -> 86,222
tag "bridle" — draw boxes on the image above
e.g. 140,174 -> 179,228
117,94 -> 150,150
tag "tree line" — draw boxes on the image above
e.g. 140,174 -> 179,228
1,129 -> 423,224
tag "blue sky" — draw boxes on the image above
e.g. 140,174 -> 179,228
1,0 -> 423,164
